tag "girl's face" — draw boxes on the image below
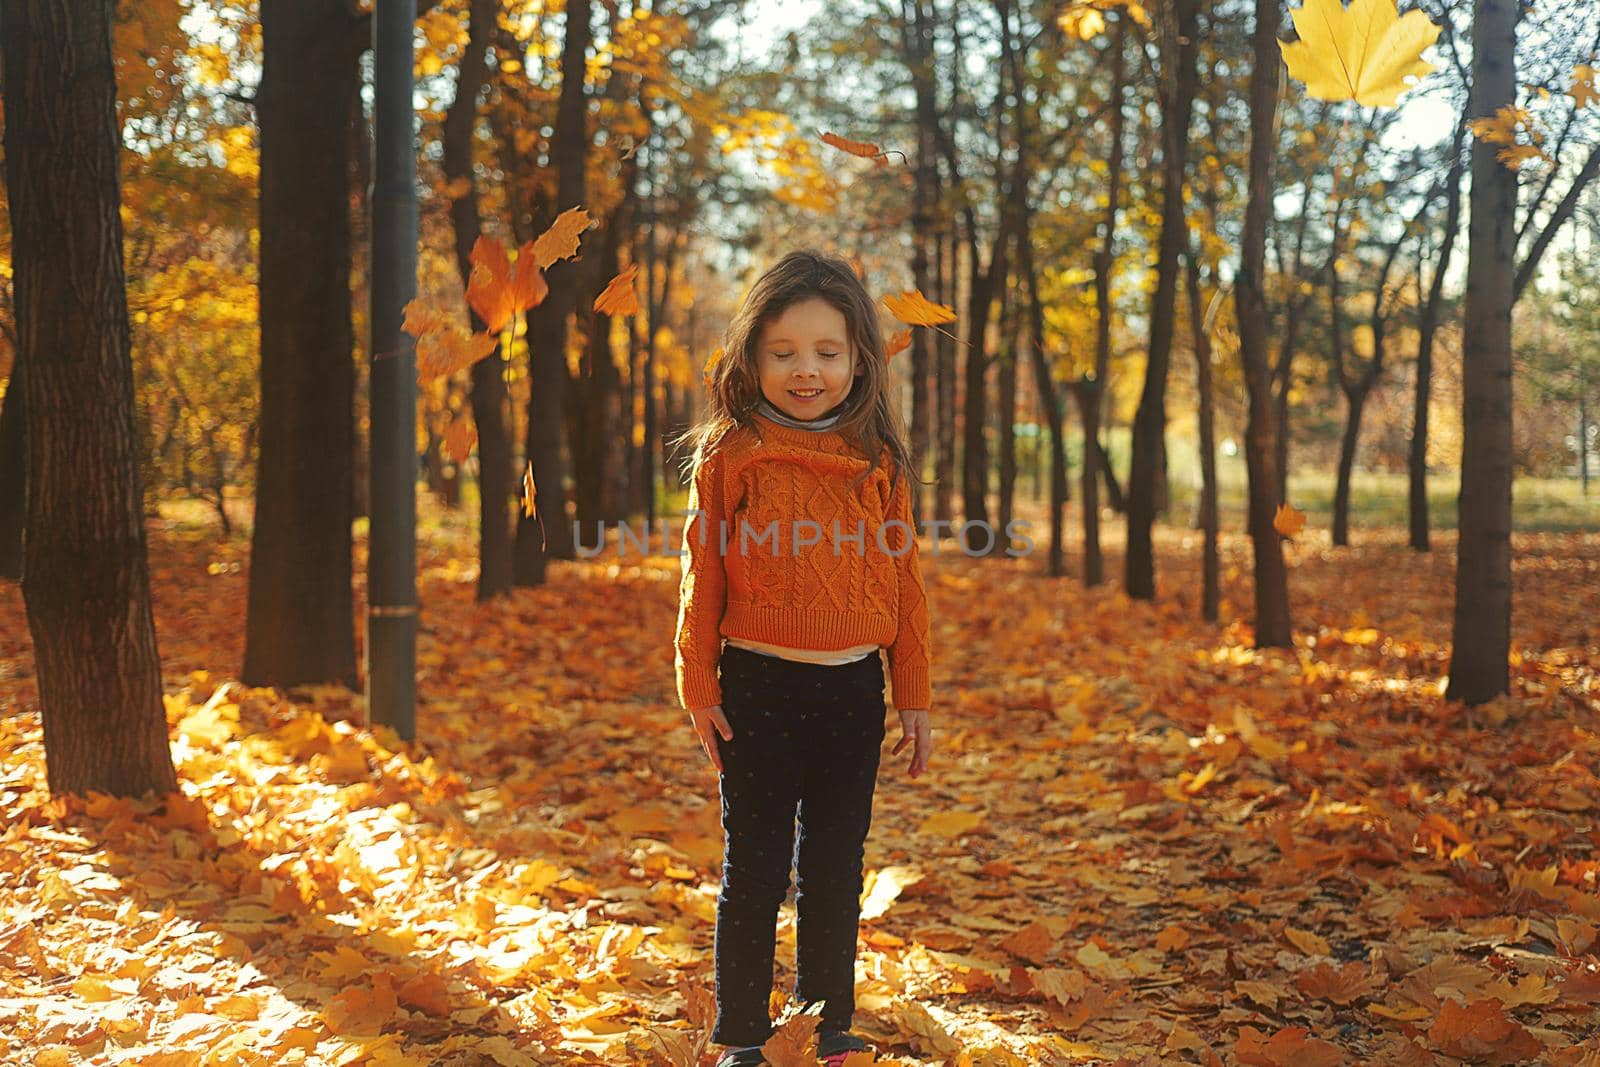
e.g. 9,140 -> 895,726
753,296 -> 863,421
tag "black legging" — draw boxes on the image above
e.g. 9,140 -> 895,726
709,643 -> 887,1047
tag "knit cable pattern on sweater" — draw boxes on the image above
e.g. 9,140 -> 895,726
674,413 -> 932,713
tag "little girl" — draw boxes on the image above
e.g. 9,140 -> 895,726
672,250 -> 933,1067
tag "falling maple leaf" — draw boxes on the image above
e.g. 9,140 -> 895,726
400,298 -> 446,340
702,346 -> 726,387
885,329 -> 912,359
521,461 -> 537,519
1468,105 -> 1554,170
883,289 -> 957,326
532,206 -> 591,268
1572,64 -> 1597,110
509,239 -> 549,311
594,263 -> 641,316
819,129 -> 891,168
1279,0 -> 1440,108
465,235 -> 518,333
1273,503 -> 1307,540
442,416 -> 477,464
1059,6 -> 1106,39
416,323 -> 497,381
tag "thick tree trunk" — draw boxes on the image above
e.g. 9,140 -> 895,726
1447,0 -> 1517,705
1,0 -> 178,797
1125,0 -> 1200,600
444,0 -> 514,601
244,2 -> 362,690
1235,0 -> 1293,648
514,0 -> 590,578
0,367 -> 23,579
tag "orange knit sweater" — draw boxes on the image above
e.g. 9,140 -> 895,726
673,412 -> 932,713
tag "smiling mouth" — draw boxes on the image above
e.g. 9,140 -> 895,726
789,388 -> 824,399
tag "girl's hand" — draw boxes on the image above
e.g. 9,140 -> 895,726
689,703 -> 733,773
892,708 -> 932,778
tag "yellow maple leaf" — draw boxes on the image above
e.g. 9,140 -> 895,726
702,346 -> 726,387
883,289 -> 957,326
1279,0 -> 1440,108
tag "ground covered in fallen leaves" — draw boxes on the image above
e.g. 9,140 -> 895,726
1,497 -> 1598,1066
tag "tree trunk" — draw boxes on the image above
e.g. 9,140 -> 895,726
0,366 -> 23,579
904,0 -> 940,527
514,0 -> 590,578
573,164 -> 633,532
1235,0 -> 1292,648
1125,0 -> 1201,600
1084,16 -> 1127,587
1447,0 -> 1517,706
935,222 -> 958,532
1186,243 -> 1220,623
1,0 -> 178,797
445,0 -> 514,601
243,1 -> 362,690
1331,389 -> 1368,547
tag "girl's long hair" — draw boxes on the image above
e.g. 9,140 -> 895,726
670,249 -> 918,500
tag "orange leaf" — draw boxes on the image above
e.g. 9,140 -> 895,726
522,461 -> 538,519
1428,997 -> 1542,1065
323,972 -> 397,1035
885,329 -> 912,359
395,971 -> 450,1016
1236,1025 -> 1344,1067
1295,961 -> 1382,1004
466,235 -> 517,333
417,324 -> 497,381
532,206 -> 591,268
400,297 -> 447,339
443,417 -> 477,464
1155,925 -> 1190,951
594,263 -> 640,316
1273,503 -> 1306,540
819,129 -> 888,168
883,289 -> 957,326
510,239 -> 549,312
